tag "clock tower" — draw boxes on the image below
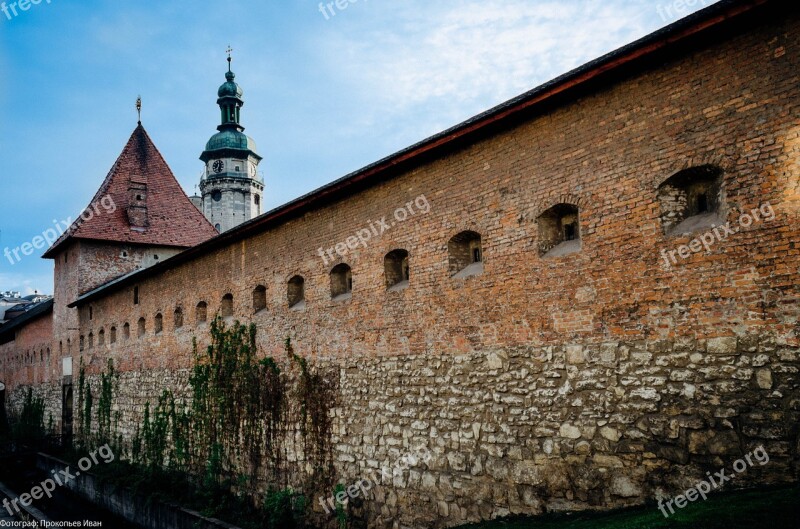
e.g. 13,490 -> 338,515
198,51 -> 264,233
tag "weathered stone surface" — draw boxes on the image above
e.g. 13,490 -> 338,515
756,369 -> 773,390
559,423 -> 582,440
707,337 -> 738,355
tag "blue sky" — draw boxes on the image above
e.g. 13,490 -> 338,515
0,0 -> 712,294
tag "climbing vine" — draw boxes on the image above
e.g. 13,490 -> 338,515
287,337 -> 337,481
96,359 -> 118,445
76,317 -> 338,524
12,388 -> 47,443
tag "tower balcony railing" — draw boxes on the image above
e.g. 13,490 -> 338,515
202,171 -> 264,183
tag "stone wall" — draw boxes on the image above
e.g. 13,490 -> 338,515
73,332 -> 799,528
7,382 -> 62,434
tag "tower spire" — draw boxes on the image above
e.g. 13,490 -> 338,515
198,55 -> 264,233
136,96 -> 142,124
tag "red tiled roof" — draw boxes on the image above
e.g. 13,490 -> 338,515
43,125 -> 217,258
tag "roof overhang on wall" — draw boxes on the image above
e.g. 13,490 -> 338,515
68,0 -> 780,308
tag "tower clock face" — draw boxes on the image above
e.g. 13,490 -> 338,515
212,160 -> 224,173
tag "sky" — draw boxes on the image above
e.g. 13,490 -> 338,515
0,0 -> 714,295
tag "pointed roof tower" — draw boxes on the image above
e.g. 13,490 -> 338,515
43,124 -> 218,258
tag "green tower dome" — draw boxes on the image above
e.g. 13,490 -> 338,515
200,60 -> 262,164
204,129 -> 258,153
218,70 -> 244,98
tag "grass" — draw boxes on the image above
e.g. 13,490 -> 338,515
454,484 -> 799,529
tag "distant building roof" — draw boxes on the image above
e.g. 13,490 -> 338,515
43,125 -> 218,258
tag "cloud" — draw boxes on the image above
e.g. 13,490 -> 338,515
318,0 -> 659,138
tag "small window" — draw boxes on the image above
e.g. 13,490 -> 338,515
448,231 -> 483,278
330,264 -> 353,300
89,306 -> 93,320
98,328 -> 105,346
88,332 -> 94,349
288,276 -> 305,309
212,191 -> 222,202
133,286 -> 139,305
537,204 -> 581,258
174,307 -> 184,329
154,313 -> 163,334
110,327 -> 117,344
196,301 -> 208,324
123,323 -> 130,340
253,286 -> 267,313
658,165 -> 724,235
215,223 -> 221,232
137,318 -> 146,338
221,294 -> 234,318
385,250 -> 410,290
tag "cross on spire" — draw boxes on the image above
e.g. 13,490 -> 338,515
136,95 -> 142,124
226,45 -> 233,71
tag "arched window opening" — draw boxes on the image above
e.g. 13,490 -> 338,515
87,332 -> 94,349
174,307 -> 184,329
448,231 -> 483,278
98,328 -> 105,346
330,264 -> 353,300
253,286 -> 267,313
221,294 -> 234,318
658,165 -> 724,235
110,327 -> 117,344
137,318 -> 146,338
288,276 -> 305,309
537,204 -> 581,258
196,302 -> 208,325
123,323 -> 130,340
154,313 -> 163,335
385,250 -> 410,290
